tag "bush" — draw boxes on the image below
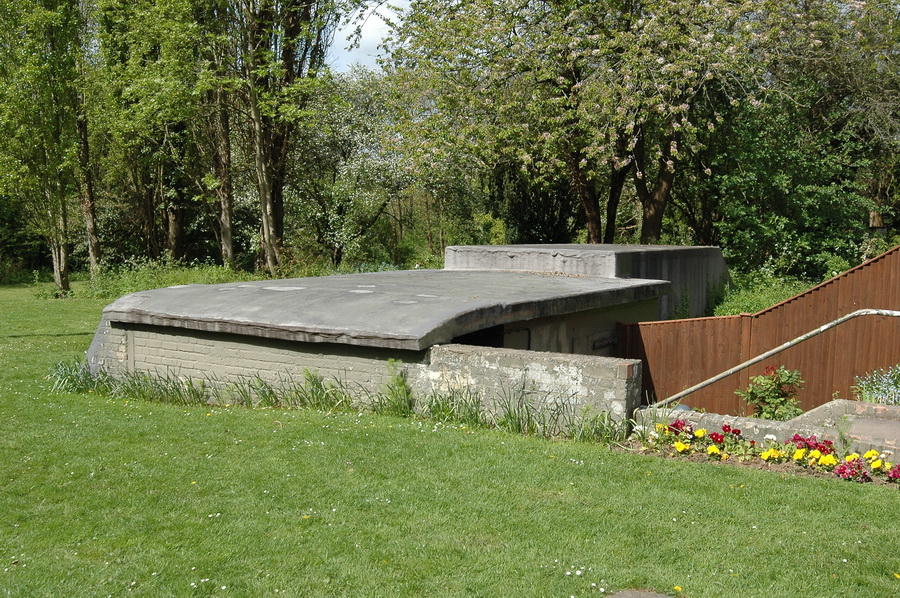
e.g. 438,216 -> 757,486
735,365 -> 804,420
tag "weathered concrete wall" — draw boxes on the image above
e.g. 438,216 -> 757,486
88,321 -> 642,418
445,244 -> 729,319
502,300 -> 659,356
415,344 -> 642,419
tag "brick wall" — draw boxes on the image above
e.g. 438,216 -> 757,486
88,321 -> 642,418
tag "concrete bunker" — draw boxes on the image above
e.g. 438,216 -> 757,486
88,244 -> 728,418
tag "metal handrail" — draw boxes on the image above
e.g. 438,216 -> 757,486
645,308 -> 900,411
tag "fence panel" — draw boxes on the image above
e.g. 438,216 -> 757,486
618,246 -> 900,415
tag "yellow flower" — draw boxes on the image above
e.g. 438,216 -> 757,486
793,448 -> 807,461
707,445 -> 721,455
845,453 -> 860,462
656,423 -> 665,432
674,586 -> 683,592
761,448 -> 785,461
809,449 -> 822,460
694,428 -> 706,439
674,441 -> 691,453
864,449 -> 880,460
818,454 -> 838,468
871,459 -> 883,470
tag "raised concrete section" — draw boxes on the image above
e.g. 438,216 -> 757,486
654,400 -> 900,454
445,244 -> 729,318
96,270 -> 667,351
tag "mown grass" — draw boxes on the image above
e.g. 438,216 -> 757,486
2,284 -> 900,597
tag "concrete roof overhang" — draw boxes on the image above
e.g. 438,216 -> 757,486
102,270 -> 669,351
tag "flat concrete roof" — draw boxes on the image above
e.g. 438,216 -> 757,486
102,270 -> 668,350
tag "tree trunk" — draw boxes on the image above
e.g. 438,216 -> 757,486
212,88 -> 234,267
249,89 -> 280,275
569,156 -> 602,244
48,186 -> 70,294
633,128 -> 678,244
604,134 -> 632,244
50,236 -> 70,294
165,200 -> 184,260
76,110 -> 100,276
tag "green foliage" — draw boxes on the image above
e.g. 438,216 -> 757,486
389,0 -> 759,243
854,366 -> 900,406
76,256 -> 261,299
422,387 -> 487,428
372,360 -> 416,418
287,69 -> 413,267
713,270 -> 814,316
736,365 -> 805,421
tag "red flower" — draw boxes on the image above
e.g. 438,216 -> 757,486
709,432 -> 725,444
732,429 -> 742,437
722,424 -> 731,433
764,365 -> 777,376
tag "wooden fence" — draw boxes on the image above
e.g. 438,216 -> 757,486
617,245 -> 900,414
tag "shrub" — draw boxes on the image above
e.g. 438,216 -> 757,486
735,365 -> 804,420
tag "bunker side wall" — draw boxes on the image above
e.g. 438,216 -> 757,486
92,323 -> 424,389
616,247 -> 730,318
444,244 -> 730,319
502,300 -> 659,355
88,324 -> 641,418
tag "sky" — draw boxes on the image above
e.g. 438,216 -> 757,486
329,3 -> 407,72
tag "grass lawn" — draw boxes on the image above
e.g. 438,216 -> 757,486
1,284 -> 899,597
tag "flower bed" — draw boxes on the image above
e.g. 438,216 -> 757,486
638,419 -> 900,486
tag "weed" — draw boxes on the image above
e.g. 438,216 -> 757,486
423,387 -> 487,427
571,409 -> 631,444
48,358 -> 114,395
371,361 -> 415,417
492,380 -> 540,435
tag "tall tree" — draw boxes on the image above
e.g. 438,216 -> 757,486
387,0 -> 756,244
235,0 -> 353,274
0,0 -> 84,293
287,69 -> 412,266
